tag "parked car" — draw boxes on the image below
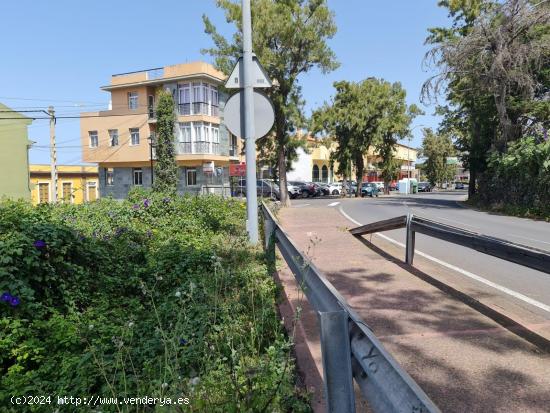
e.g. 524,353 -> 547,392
234,178 -> 280,200
373,181 -> 385,191
287,182 -> 302,199
327,182 -> 343,195
455,182 -> 465,190
361,182 -> 379,197
289,181 -> 319,198
314,182 -> 330,196
418,182 -> 432,192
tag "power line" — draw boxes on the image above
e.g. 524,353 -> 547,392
0,112 -> 150,120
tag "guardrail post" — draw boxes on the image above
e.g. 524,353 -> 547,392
264,213 -> 275,250
406,213 -> 415,265
318,310 -> 355,413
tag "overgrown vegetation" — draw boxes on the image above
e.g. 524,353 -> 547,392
423,0 -> 550,211
0,192 -> 310,412
473,136 -> 550,219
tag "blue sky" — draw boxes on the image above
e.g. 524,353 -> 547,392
0,0 -> 450,165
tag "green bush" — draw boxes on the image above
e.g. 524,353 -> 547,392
0,192 -> 310,412
476,137 -> 550,219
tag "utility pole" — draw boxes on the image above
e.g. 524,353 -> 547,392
242,0 -> 258,245
48,106 -> 58,203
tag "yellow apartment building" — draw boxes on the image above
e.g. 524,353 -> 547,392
287,136 -> 419,183
30,164 -> 99,204
80,62 -> 240,199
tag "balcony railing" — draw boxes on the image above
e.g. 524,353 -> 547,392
194,142 -> 210,154
175,142 -> 221,155
178,102 -> 219,117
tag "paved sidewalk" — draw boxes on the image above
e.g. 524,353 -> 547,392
276,205 -> 550,413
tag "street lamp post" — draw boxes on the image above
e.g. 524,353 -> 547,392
148,135 -> 155,186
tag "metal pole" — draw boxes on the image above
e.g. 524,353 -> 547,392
149,136 -> 154,186
406,213 -> 415,265
318,311 -> 356,413
242,0 -> 258,244
48,106 -> 58,203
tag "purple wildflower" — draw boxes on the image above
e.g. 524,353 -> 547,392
143,199 -> 150,208
33,240 -> 47,249
115,227 -> 126,236
162,197 -> 171,203
179,338 -> 188,346
9,296 -> 20,307
146,230 -> 152,238
132,204 -> 140,210
1,292 -> 11,302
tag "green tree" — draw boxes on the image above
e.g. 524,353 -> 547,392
312,79 -> 420,196
153,90 -> 178,193
423,0 -> 550,196
202,0 -> 339,206
421,128 -> 456,187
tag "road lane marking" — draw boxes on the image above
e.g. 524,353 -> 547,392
327,201 -> 340,207
338,206 -> 550,314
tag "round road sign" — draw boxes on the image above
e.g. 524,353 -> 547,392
223,90 -> 275,140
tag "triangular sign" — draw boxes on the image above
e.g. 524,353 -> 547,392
225,54 -> 272,89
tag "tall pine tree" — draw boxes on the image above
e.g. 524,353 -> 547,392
153,90 -> 178,193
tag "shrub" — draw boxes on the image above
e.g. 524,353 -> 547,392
0,193 -> 310,412
476,137 -> 550,219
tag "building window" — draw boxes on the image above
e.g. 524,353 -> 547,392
128,92 -> 138,110
322,165 -> 328,183
62,182 -> 72,203
133,168 -> 143,186
211,85 -> 219,116
192,82 -> 202,114
186,168 -> 197,186
87,182 -> 97,202
312,165 -> 320,182
108,129 -> 119,146
179,122 -> 192,153
89,131 -> 98,148
178,83 -> 191,115
212,125 -> 220,154
105,168 -> 114,186
230,133 -> 238,157
38,182 -> 49,204
130,128 -> 140,145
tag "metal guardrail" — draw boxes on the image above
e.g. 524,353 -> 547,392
349,213 -> 550,273
261,203 -> 440,413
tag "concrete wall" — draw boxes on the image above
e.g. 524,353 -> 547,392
99,166 -> 230,199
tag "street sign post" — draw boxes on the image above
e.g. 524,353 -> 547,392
228,0 -> 274,245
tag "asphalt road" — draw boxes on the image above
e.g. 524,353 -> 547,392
290,191 -> 550,315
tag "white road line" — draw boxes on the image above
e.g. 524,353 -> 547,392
327,201 -> 340,207
338,206 -> 550,314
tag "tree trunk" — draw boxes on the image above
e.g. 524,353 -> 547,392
468,168 -> 476,198
278,145 -> 290,206
355,154 -> 364,198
